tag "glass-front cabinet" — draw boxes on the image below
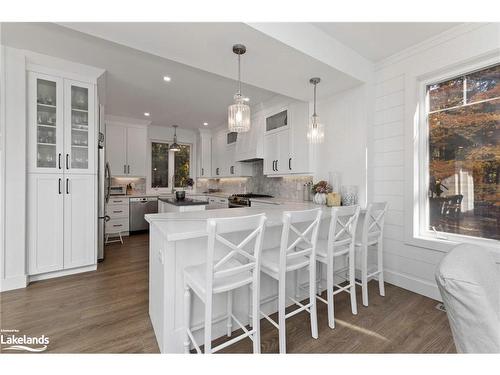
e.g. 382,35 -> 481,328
28,72 -> 95,174
28,73 -> 64,173
64,80 -> 95,173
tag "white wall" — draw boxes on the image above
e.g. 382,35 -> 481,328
312,83 -> 373,208
0,47 -> 28,291
369,23 -> 500,300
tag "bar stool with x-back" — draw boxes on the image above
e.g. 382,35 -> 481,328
183,213 -> 267,354
256,208 -> 322,354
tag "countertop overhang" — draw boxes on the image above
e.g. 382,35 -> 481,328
159,197 -> 209,206
145,203 -> 333,242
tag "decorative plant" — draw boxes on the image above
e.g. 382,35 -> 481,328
186,178 -> 194,188
311,180 -> 332,194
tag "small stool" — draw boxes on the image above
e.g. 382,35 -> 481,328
105,232 -> 123,244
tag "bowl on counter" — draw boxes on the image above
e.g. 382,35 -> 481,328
175,190 -> 186,201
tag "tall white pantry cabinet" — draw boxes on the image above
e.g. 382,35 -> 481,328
27,69 -> 98,277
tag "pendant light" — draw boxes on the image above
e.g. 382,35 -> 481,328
307,77 -> 325,144
169,125 -> 181,152
228,44 -> 251,133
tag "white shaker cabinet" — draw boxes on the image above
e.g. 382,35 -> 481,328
264,129 -> 290,175
126,126 -> 148,176
105,124 -> 127,176
197,130 -> 212,178
63,174 -> 96,269
288,101 -> 310,174
106,123 -> 147,177
211,131 -> 225,177
27,66 -> 99,279
27,174 -> 96,275
263,101 -> 311,176
27,174 -> 64,275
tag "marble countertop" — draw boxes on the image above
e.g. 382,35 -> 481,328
145,202 -> 331,242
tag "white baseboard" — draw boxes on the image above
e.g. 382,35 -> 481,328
29,264 -> 97,282
0,275 -> 28,292
384,268 -> 442,302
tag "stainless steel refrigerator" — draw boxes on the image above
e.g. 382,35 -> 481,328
97,104 -> 110,261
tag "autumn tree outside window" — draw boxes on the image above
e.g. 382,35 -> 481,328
426,63 -> 499,241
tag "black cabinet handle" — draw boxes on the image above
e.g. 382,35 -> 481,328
66,154 -> 69,170
127,165 -> 130,174
275,160 -> 278,171
272,160 -> 275,171
201,168 -> 204,176
58,153 -> 62,169
124,165 -> 126,174
58,178 -> 62,194
66,178 -> 69,194
289,158 -> 292,170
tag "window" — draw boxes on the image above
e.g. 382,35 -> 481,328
174,144 -> 190,187
424,63 -> 499,241
151,141 -> 191,188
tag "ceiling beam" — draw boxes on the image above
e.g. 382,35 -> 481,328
247,23 -> 374,84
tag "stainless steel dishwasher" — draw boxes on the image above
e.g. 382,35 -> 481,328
129,197 -> 158,232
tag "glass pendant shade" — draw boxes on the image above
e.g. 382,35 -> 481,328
307,114 -> 325,144
228,94 -> 251,132
228,44 -> 250,133
308,77 -> 324,144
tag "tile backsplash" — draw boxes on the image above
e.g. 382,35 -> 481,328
111,177 -> 146,194
196,161 -> 312,201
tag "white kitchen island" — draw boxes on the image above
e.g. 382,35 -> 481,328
145,203 -> 337,353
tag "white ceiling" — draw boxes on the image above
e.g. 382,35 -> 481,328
1,22 -> 465,130
313,22 -> 461,62
58,22 -> 362,101
2,22 -> 282,129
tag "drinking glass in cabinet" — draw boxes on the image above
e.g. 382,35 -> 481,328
71,86 -> 88,111
37,144 -> 56,168
36,79 -> 56,106
72,111 -> 88,128
37,107 -> 57,125
37,127 -> 56,144
72,147 -> 88,169
72,131 -> 88,146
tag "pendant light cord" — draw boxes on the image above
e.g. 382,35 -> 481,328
237,53 -> 241,96
313,82 -> 317,117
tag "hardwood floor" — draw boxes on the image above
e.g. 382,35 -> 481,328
0,233 -> 455,353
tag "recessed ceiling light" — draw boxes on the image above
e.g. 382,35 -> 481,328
144,112 -> 150,117
203,122 -> 208,126
243,97 -> 250,102
163,76 -> 171,82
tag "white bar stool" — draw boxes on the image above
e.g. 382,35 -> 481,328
183,213 -> 267,354
355,202 -> 389,306
298,205 -> 361,329
257,208 -> 322,354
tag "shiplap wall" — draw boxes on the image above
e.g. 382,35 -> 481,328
369,23 -> 500,300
